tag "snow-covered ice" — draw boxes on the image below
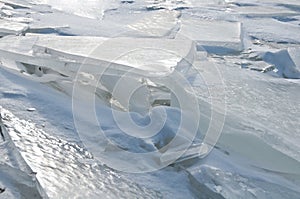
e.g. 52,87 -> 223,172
0,0 -> 300,198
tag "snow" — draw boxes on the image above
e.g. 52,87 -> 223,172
0,0 -> 300,198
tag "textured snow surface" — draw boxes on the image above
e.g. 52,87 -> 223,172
0,0 -> 300,198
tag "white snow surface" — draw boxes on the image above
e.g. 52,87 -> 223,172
0,0 -> 300,198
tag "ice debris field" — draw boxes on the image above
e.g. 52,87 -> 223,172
0,0 -> 300,198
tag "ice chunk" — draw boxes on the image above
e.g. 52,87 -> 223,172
262,48 -> 300,79
0,19 -> 28,36
178,17 -> 243,54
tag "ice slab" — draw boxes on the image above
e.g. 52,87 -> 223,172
229,5 -> 298,17
230,0 -> 300,6
178,17 -> 243,54
0,34 -> 195,74
4,35 -> 195,76
189,0 -> 225,6
28,8 -> 180,38
0,35 -> 196,113
127,10 -> 180,37
243,17 -> 300,44
137,0 -> 225,10
28,0 -> 119,19
0,0 -> 31,9
0,19 -> 28,36
262,48 -> 300,79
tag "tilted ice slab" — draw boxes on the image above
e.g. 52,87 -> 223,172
0,35 -> 195,76
0,35 -> 196,113
178,17 -> 243,54
261,48 -> 300,79
0,19 -> 28,36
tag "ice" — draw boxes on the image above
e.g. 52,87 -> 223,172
187,164 -> 300,199
0,164 -> 45,199
127,10 -> 180,37
178,17 -> 243,54
0,0 -> 31,9
0,19 -> 28,36
137,0 -> 226,10
242,17 -> 300,45
0,113 -> 47,198
229,4 -> 298,17
0,107 -> 161,198
0,35 -> 191,75
261,48 -> 300,79
228,0 -> 300,6
0,0 -> 300,198
29,0 -> 119,19
0,34 -> 196,113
